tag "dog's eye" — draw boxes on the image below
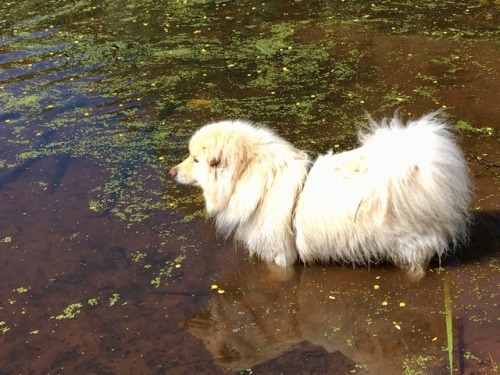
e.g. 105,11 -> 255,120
193,157 -> 199,163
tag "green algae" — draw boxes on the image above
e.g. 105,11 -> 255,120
52,302 -> 84,320
108,293 -> 121,307
456,120 -> 495,137
0,321 -> 10,334
2,0 -> 498,227
1,1 -> 499,305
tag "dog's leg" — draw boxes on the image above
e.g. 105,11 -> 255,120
402,267 -> 427,282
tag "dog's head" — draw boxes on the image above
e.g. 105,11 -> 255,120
169,121 -> 252,185
169,120 -> 257,214
168,138 -> 220,188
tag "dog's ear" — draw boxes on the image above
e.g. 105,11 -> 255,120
206,138 -> 251,179
201,143 -> 221,168
207,147 -> 236,169
220,140 -> 251,174
209,157 -> 220,167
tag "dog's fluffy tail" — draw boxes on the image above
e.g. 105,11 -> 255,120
359,112 -> 472,256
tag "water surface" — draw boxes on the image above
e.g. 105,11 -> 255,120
1,1 -> 499,374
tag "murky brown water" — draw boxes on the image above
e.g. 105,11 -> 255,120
1,1 -> 499,374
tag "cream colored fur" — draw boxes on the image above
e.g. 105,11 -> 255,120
170,113 -> 472,273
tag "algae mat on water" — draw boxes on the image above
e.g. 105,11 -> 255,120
1,0 -> 498,226
0,0 -> 499,373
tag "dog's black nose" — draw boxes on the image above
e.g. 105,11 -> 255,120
169,167 -> 177,177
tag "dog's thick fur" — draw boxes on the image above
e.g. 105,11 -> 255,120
170,113 -> 471,273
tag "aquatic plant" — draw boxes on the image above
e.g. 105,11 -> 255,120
52,303 -> 84,320
0,321 -> 10,334
109,293 -> 121,307
443,277 -> 453,374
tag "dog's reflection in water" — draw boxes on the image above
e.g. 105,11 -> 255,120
186,262 -> 451,374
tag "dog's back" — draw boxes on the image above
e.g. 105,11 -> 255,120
295,113 -> 472,272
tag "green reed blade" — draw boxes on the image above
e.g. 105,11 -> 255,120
443,277 -> 453,374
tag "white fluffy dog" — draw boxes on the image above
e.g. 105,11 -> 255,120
170,113 -> 471,274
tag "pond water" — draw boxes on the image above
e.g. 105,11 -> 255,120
1,0 -> 499,374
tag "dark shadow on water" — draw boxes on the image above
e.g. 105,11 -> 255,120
47,153 -> 72,194
185,211 -> 500,374
0,130 -> 56,190
438,211 -> 500,267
